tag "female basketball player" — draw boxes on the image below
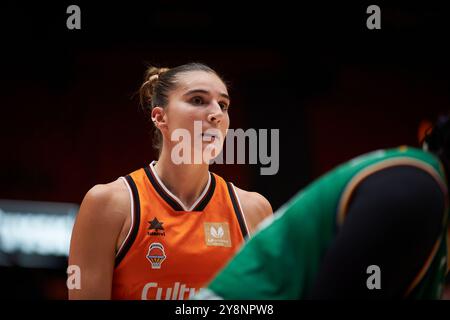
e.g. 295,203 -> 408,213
68,63 -> 273,300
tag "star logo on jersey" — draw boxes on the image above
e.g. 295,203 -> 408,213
147,217 -> 165,236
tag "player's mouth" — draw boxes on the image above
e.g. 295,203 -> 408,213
202,132 -> 219,142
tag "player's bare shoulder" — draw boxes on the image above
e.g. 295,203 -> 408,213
233,186 -> 273,235
73,178 -> 131,251
68,178 -> 130,299
82,178 -> 130,220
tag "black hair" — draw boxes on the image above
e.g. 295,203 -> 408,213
423,113 -> 450,178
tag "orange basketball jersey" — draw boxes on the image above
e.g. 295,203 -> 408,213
111,161 -> 249,300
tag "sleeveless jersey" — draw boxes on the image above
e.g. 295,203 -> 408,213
201,147 -> 449,299
111,161 -> 249,300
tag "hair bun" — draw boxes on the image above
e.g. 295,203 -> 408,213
147,67 -> 169,82
148,74 -> 159,82
139,67 -> 170,108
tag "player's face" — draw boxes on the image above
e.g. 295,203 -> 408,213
164,71 -> 230,162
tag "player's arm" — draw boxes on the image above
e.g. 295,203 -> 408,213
234,187 -> 273,235
68,180 -> 128,300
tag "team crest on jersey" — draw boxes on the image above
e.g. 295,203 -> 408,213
147,217 -> 165,236
146,242 -> 166,269
204,222 -> 231,247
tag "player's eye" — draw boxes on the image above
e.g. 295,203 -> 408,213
219,102 -> 229,111
190,96 -> 205,106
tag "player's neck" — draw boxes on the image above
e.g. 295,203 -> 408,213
154,152 -> 210,209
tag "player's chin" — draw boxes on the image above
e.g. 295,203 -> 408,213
201,143 -> 222,163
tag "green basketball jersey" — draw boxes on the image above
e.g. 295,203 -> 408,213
201,147 -> 449,299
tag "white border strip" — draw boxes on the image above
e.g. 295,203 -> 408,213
115,177 -> 135,258
230,183 -> 251,238
192,288 -> 224,300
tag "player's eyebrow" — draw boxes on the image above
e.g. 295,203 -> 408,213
183,89 -> 230,102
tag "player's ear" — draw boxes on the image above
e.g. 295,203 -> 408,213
417,119 -> 433,149
151,107 -> 168,130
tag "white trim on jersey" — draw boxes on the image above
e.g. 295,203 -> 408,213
115,177 -> 135,258
230,182 -> 251,238
149,161 -> 211,212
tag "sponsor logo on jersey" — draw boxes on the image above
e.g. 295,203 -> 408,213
141,281 -> 201,300
147,217 -> 165,236
146,242 -> 166,269
204,222 -> 231,247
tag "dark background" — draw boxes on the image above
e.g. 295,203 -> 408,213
1,1 -> 449,299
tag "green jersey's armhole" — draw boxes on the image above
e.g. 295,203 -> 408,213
336,157 -> 449,228
336,157 -> 449,297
